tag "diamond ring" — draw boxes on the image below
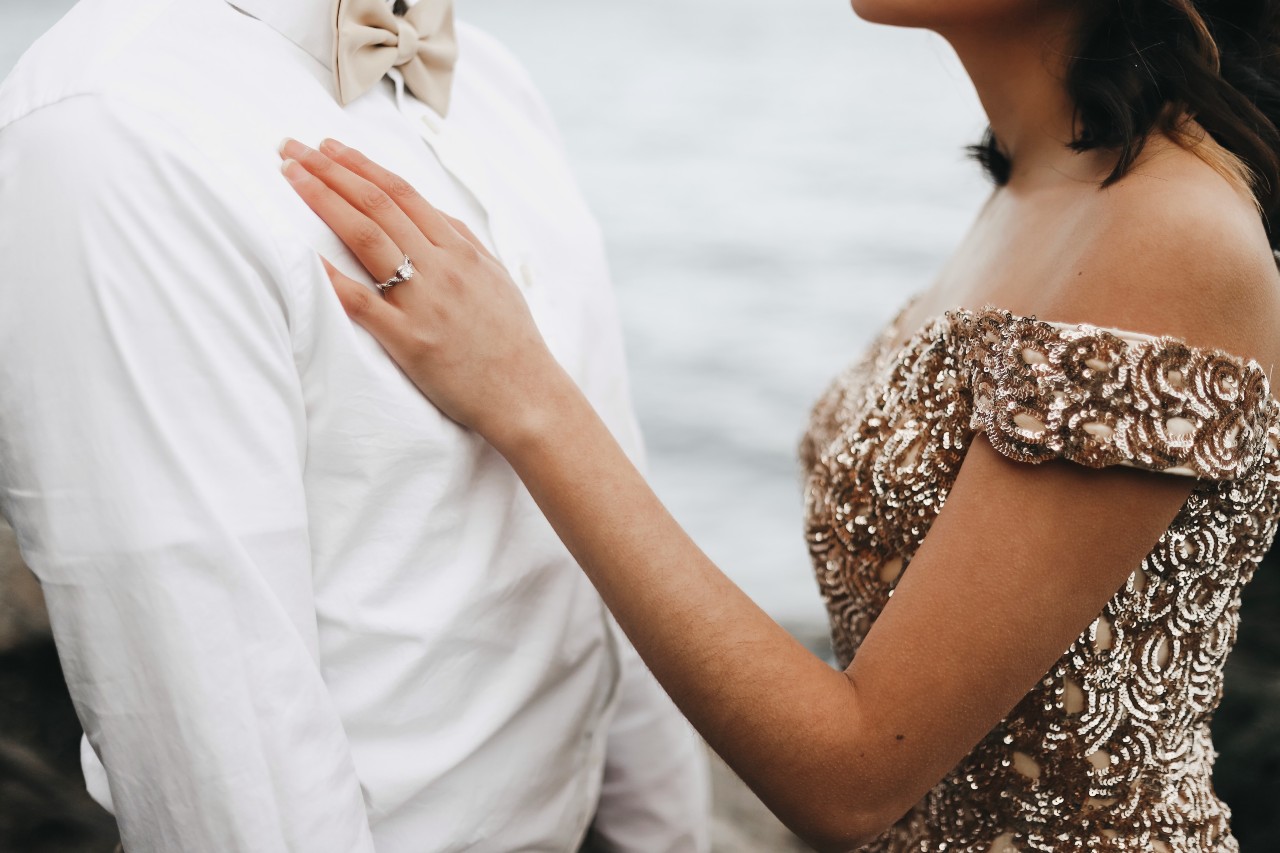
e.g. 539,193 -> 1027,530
378,255 -> 416,295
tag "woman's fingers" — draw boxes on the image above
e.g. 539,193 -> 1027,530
317,139 -> 473,251
276,139 -> 561,445
282,159 -> 408,284
280,139 -> 433,271
439,212 -> 498,262
322,257 -> 414,353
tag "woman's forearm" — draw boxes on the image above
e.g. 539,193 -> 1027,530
494,379 -> 878,849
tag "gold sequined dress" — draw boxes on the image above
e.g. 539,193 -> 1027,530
801,306 -> 1280,852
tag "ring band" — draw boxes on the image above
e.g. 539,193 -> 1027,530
378,255 -> 416,295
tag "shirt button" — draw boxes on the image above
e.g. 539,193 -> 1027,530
518,261 -> 537,290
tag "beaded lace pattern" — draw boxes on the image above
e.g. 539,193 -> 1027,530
801,306 -> 1280,852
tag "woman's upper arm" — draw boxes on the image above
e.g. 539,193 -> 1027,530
841,438 -> 1196,821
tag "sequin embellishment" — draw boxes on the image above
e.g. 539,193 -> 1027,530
801,308 -> 1280,852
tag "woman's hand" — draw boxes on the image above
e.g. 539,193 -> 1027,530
278,138 -> 575,452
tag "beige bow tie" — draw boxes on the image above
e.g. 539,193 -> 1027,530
333,0 -> 458,114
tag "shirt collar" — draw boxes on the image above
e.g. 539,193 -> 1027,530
226,0 -> 340,71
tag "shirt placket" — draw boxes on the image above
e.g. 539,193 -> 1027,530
387,72 -> 621,846
387,70 -> 538,293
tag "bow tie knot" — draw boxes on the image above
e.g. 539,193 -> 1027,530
393,18 -> 421,67
334,0 -> 458,115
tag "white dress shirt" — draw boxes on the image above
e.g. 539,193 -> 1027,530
0,0 -> 710,850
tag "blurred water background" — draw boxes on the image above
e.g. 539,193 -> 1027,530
461,0 -> 991,631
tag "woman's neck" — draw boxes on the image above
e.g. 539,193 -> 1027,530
942,14 -> 1119,189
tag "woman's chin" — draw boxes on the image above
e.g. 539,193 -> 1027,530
848,0 -> 1021,29
848,0 -> 930,28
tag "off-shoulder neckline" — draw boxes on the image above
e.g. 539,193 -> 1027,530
867,298 -> 1279,480
877,298 -> 1280,412
885,296 -> 1268,366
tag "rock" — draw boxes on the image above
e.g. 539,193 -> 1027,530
0,520 -> 49,652
0,640 -> 119,853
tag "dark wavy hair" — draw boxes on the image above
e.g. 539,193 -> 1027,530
971,0 -> 1280,247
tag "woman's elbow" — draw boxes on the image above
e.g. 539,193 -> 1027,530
792,805 -> 895,853
801,830 -> 874,853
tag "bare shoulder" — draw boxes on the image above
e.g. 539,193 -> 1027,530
1046,137 -> 1280,375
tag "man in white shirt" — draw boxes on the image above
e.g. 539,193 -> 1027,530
0,0 -> 710,850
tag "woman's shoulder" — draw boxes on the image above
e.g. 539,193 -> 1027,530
1043,138 -> 1280,375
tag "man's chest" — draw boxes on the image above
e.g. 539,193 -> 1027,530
124,15 -> 630,518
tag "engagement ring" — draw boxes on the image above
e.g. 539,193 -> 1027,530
378,255 -> 416,295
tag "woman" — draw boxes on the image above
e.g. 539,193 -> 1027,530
277,0 -> 1280,849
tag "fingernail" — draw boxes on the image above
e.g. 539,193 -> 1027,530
320,138 -> 346,155
281,159 -> 304,181
277,137 -> 293,156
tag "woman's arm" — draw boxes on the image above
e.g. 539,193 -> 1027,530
278,139 -> 1195,852
479,380 -> 1192,851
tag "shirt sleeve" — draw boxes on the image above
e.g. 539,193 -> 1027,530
590,631 -> 711,853
0,95 -> 375,853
